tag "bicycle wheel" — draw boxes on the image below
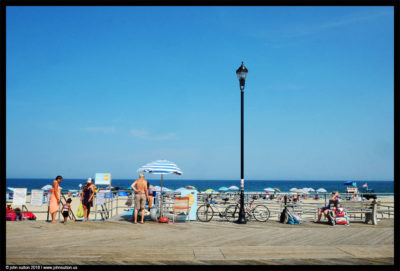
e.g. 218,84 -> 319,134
225,204 -> 240,222
253,205 -> 270,222
197,205 -> 214,222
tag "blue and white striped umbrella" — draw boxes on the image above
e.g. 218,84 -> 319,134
137,160 -> 183,175
137,160 -> 182,218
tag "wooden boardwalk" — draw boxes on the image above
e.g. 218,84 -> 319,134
6,218 -> 394,265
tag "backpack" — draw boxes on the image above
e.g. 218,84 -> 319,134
288,216 -> 299,225
6,212 -> 17,221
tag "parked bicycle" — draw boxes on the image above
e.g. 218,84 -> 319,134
196,194 -> 230,222
225,198 -> 270,222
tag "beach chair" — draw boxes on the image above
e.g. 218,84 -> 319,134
172,197 -> 191,223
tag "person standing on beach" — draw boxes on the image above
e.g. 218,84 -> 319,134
131,173 -> 148,224
81,178 -> 95,221
49,175 -> 63,223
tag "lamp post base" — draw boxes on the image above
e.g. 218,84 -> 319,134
235,217 -> 247,224
235,190 -> 247,224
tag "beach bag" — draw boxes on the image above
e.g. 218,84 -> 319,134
288,216 -> 299,225
76,203 -> 84,218
23,212 -> 36,220
125,197 -> 133,207
6,212 -> 17,221
335,216 -> 349,225
335,207 -> 345,217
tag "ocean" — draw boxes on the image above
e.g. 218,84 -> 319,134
6,178 -> 394,194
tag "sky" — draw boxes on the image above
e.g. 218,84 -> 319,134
6,6 -> 394,180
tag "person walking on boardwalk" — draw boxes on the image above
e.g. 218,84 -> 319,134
50,175 -> 63,223
131,173 -> 148,224
62,198 -> 72,224
81,178 -> 95,221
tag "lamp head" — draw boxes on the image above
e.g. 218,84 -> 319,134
236,61 -> 248,91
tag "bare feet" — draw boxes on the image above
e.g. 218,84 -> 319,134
140,221 -> 144,224
51,221 -> 57,224
134,221 -> 137,224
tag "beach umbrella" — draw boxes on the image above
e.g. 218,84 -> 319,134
273,188 -> 281,192
41,185 -> 53,191
186,185 -> 196,190
301,188 -> 312,193
7,187 -> 15,192
290,188 -> 298,192
264,187 -> 275,192
205,189 -> 214,193
228,185 -> 239,190
137,160 -> 182,217
137,160 -> 182,193
118,191 -> 128,196
219,186 -> 229,191
175,187 -> 186,192
317,188 -> 327,193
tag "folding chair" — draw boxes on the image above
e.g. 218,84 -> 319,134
172,197 -> 191,223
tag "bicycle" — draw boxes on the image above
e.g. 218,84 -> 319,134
225,198 -> 270,222
196,194 -> 230,222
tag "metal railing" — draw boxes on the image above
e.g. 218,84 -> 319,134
6,191 -> 394,222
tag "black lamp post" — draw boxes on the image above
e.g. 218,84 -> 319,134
236,61 -> 248,224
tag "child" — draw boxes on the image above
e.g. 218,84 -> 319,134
62,198 -> 72,224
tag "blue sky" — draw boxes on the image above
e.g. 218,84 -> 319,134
6,6 -> 394,180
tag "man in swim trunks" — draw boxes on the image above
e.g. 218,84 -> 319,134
131,173 -> 149,224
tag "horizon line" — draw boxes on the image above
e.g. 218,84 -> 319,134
5,177 -> 394,182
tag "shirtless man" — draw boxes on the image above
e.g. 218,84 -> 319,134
131,173 -> 149,224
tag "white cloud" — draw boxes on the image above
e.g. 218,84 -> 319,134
130,129 -> 177,141
81,126 -> 115,133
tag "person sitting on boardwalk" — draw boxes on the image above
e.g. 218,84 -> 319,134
131,173 -> 148,224
50,175 -> 63,223
81,178 -> 95,222
314,191 -> 340,223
